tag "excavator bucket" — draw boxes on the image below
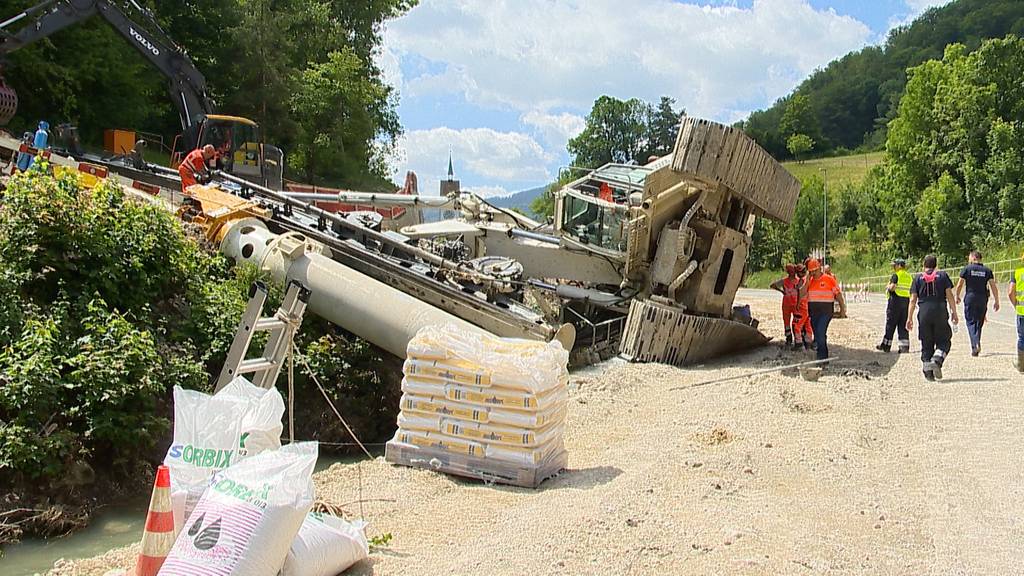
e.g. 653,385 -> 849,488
0,77 -> 17,125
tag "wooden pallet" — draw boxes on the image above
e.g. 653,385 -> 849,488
385,440 -> 567,489
672,117 -> 801,223
619,298 -> 769,366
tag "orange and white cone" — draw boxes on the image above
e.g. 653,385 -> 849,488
135,465 -> 174,576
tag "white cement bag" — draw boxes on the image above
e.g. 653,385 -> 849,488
159,442 -> 318,576
280,513 -> 369,576
164,378 -> 285,534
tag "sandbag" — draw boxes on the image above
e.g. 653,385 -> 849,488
280,513 -> 369,576
163,378 -> 285,535
159,442 -> 318,576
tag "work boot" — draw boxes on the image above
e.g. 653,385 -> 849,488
971,346 -> 980,357
898,346 -> 910,354
875,343 -> 890,353
1017,350 -> 1024,374
923,369 -> 935,382
931,358 -> 943,381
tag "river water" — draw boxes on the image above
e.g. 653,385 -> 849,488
1,454 -> 362,575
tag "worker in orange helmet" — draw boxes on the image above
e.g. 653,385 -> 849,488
178,144 -> 216,194
770,264 -> 800,348
799,258 -> 847,362
792,263 -> 814,351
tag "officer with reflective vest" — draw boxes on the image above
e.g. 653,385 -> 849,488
769,264 -> 800,348
1008,253 -> 1024,373
876,258 -> 913,353
799,258 -> 846,362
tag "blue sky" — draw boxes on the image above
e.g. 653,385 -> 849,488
380,0 -> 949,197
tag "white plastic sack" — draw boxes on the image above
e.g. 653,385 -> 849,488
406,323 -> 569,395
164,378 -> 285,535
159,442 -> 318,576
280,513 -> 369,576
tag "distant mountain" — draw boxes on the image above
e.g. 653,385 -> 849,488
483,185 -> 547,216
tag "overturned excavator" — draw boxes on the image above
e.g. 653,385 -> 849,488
178,117 -> 800,366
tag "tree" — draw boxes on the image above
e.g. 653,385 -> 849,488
289,48 -> 400,188
647,96 -> 684,158
879,36 -> 1024,256
739,0 -> 1024,157
786,133 -> 815,162
0,0 -> 415,187
779,93 -> 818,141
567,96 -> 650,168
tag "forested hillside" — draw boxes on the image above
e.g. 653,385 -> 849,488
0,0 -> 414,189
739,0 -> 1024,159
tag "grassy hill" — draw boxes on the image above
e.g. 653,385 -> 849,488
782,151 -> 883,187
740,0 -> 1024,159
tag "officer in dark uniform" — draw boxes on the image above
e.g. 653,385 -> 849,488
907,254 -> 959,381
954,250 -> 999,356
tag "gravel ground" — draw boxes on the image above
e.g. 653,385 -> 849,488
47,290 -> 1024,575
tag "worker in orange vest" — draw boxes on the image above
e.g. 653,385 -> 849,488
177,144 -> 216,193
799,258 -> 846,362
792,263 -> 814,351
770,264 -> 800,347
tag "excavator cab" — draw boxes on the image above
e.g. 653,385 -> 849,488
172,115 -> 283,190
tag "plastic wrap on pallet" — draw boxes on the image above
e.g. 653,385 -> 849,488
401,377 -> 568,412
400,393 -> 565,429
397,412 -> 563,448
406,323 -> 569,395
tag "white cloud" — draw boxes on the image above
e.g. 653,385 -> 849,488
469,185 -> 513,199
374,41 -> 403,92
393,127 -> 554,195
385,0 -> 873,121
521,111 -> 586,149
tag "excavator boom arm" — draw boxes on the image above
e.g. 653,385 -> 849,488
0,0 -> 213,130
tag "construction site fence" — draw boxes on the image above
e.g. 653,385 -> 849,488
845,259 -> 1023,294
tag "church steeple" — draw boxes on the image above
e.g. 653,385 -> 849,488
440,149 -> 460,195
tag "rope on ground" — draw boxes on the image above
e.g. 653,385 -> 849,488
669,357 -> 838,391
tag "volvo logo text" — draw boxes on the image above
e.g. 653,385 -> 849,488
130,27 -> 160,56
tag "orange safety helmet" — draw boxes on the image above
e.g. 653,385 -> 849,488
805,258 -> 822,272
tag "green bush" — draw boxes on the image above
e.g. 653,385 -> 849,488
0,164 -> 249,487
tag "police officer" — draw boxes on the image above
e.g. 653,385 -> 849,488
954,250 -> 999,356
876,258 -> 913,353
906,254 -> 958,381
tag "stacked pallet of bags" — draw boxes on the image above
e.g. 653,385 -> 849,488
386,324 -> 570,488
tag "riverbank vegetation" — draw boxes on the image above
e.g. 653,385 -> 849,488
0,167 -> 398,545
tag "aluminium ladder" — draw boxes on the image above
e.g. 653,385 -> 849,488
215,280 -> 311,392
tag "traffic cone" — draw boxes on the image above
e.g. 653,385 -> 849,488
135,465 -> 174,576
